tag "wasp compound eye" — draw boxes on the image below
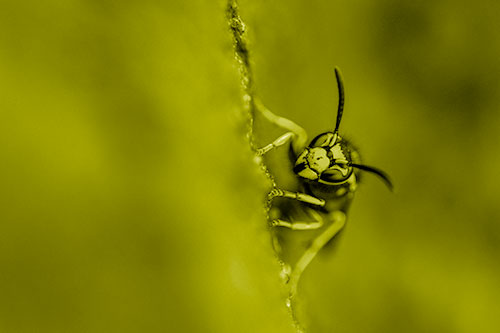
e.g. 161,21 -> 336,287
319,165 -> 353,184
294,163 -> 319,180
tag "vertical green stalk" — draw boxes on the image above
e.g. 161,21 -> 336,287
226,0 -> 256,149
226,1 -> 305,332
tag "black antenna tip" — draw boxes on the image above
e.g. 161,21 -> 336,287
351,163 -> 394,192
333,67 -> 345,135
334,66 -> 341,78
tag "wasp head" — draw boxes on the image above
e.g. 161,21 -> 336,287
291,67 -> 393,191
293,132 -> 353,185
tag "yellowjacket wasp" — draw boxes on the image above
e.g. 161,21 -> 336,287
256,68 -> 392,297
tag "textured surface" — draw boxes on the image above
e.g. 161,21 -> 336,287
0,1 -> 292,332
1,0 -> 500,332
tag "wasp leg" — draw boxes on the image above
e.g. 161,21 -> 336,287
288,210 -> 346,297
271,208 -> 324,230
268,188 -> 325,207
255,99 -> 307,155
257,132 -> 294,156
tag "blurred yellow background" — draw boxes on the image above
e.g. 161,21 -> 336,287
0,0 -> 499,332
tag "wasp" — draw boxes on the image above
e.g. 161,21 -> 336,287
255,67 -> 392,297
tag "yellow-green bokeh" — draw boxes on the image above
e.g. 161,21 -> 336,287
0,0 -> 499,332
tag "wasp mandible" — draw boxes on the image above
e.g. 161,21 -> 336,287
256,67 -> 393,297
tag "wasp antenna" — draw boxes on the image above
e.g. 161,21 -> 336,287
333,67 -> 345,135
351,163 -> 393,191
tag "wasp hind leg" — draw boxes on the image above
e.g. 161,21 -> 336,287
271,208 -> 324,230
288,210 -> 346,297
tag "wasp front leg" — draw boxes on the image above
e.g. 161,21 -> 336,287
256,132 -> 295,156
255,99 -> 308,155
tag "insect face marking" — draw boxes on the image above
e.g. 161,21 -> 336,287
293,132 -> 354,185
293,147 -> 330,180
307,147 -> 330,171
